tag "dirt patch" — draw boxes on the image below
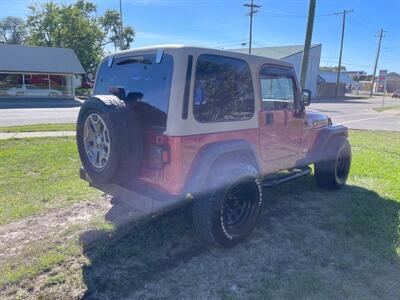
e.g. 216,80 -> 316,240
0,199 -> 111,262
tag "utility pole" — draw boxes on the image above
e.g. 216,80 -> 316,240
370,29 -> 385,98
119,0 -> 124,50
300,0 -> 316,90
334,9 -> 353,99
243,0 -> 261,54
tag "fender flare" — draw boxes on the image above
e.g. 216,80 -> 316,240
183,139 -> 261,196
311,125 -> 349,164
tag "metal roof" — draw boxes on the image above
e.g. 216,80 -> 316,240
230,44 -> 322,59
318,71 -> 356,84
0,44 -> 85,74
387,72 -> 400,78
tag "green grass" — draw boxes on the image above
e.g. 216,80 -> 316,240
0,244 -> 80,287
348,130 -> 400,198
337,130 -> 400,257
0,137 -> 100,224
0,123 -> 76,133
373,104 -> 400,112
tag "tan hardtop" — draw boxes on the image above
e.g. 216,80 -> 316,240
103,44 -> 294,69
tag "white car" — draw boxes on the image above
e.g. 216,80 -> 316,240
6,86 -> 63,96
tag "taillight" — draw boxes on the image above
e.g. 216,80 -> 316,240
148,135 -> 170,169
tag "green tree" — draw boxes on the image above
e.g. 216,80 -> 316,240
319,66 -> 347,72
26,0 -> 135,73
100,9 -> 135,51
0,16 -> 27,44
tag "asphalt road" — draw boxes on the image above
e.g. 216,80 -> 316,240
0,107 -> 80,126
0,96 -> 399,131
311,96 -> 400,131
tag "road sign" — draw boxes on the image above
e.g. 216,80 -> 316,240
377,70 -> 387,93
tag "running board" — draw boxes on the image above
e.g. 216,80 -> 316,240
262,167 -> 312,187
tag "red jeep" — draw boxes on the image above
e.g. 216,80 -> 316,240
77,45 -> 351,247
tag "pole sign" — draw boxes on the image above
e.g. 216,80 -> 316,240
377,70 -> 387,93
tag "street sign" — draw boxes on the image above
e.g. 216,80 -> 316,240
377,70 -> 387,93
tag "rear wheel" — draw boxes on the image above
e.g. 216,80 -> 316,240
193,164 -> 263,248
314,137 -> 351,189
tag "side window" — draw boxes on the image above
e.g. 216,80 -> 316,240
260,66 -> 296,111
193,54 -> 254,123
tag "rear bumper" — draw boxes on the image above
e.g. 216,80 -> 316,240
80,167 -> 189,217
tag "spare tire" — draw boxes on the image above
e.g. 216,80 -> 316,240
76,95 -> 143,183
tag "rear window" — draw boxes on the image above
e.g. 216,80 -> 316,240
94,53 -> 174,128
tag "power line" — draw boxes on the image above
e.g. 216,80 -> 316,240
334,9 -> 353,99
243,0 -> 261,54
352,12 -> 380,34
257,12 -> 336,19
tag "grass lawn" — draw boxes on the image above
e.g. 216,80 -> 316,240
0,123 -> 76,133
0,130 -> 399,299
0,137 -> 100,225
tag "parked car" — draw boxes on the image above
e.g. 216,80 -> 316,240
6,86 -> 63,96
77,45 -> 351,247
392,90 -> 400,98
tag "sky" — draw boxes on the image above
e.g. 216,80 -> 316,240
1,0 -> 399,74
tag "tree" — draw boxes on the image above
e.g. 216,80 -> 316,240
0,16 -> 28,44
100,9 -> 135,51
319,66 -> 347,72
26,0 -> 135,73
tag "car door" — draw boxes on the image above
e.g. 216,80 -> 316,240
258,65 -> 307,173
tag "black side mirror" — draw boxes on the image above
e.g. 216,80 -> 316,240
301,89 -> 311,106
109,86 -> 126,100
126,92 -> 144,103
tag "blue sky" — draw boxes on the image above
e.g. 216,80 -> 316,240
2,0 -> 399,73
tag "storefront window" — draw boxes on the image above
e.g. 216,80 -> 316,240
0,73 -> 74,97
50,75 -> 73,96
0,73 -> 23,96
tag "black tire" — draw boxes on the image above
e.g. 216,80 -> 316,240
192,163 -> 263,248
314,137 -> 351,190
76,95 -> 143,183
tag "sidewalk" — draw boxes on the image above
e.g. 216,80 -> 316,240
0,130 -> 76,140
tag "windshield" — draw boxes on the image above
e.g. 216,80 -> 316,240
94,53 -> 174,128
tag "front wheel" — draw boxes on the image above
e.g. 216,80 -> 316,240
192,164 -> 263,248
314,137 -> 352,189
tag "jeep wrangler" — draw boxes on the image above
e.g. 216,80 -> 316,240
77,45 -> 351,248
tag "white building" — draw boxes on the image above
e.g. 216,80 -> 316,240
231,44 -> 322,97
0,44 -> 84,98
